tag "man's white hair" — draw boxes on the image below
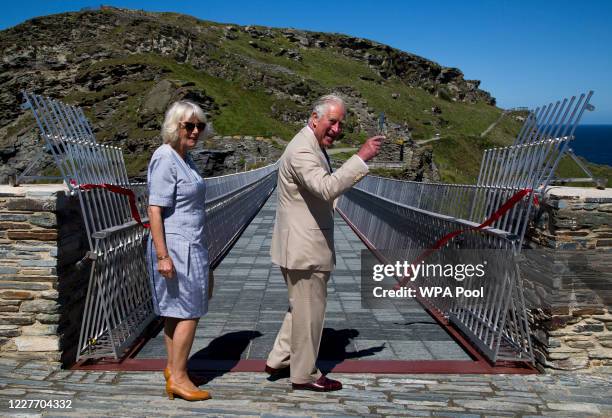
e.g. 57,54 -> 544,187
161,100 -> 213,146
312,94 -> 345,118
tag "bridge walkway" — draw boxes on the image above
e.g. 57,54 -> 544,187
136,191 -> 469,363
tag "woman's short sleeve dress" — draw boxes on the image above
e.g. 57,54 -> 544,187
146,144 -> 209,319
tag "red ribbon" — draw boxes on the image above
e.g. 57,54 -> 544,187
70,180 -> 150,228
394,188 -> 538,289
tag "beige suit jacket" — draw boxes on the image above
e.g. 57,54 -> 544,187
270,127 -> 369,271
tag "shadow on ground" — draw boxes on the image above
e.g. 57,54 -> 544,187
186,328 -> 385,384
318,328 -> 385,372
187,330 -> 262,384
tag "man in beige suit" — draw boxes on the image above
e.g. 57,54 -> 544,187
266,94 -> 383,391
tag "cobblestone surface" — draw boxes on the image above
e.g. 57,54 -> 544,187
0,359 -> 611,416
137,192 -> 468,362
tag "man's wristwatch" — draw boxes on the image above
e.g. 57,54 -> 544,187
157,254 -> 170,261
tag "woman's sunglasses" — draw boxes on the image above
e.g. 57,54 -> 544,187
180,122 -> 207,132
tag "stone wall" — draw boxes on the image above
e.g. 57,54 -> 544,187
526,186 -> 612,372
0,184 -> 89,367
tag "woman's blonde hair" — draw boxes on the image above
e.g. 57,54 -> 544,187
161,100 -> 213,146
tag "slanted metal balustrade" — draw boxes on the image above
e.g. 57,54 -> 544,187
22,92 -> 152,360
18,92 -> 97,184
205,164 -> 278,267
338,91 -> 595,364
80,163 -> 277,360
339,180 -> 531,362
21,92 -> 278,360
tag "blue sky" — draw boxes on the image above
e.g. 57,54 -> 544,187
2,0 -> 611,123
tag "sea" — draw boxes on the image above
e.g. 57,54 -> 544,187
572,125 -> 612,166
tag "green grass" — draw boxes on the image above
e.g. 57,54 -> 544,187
369,167 -> 407,179
488,112 -> 527,146
555,156 -> 612,188
124,151 -> 154,178
74,54 -> 301,138
2,113 -> 35,143
330,152 -> 354,161
276,47 -> 510,144
73,55 -> 305,138
68,50 -> 522,180
430,111 -> 525,184
430,137 -> 481,184
431,130 -> 612,187
10,9 -> 611,189
55,13 -> 612,187
64,79 -> 156,142
247,160 -> 269,170
39,49 -> 612,188
69,53 -> 309,174
65,11 -> 522,179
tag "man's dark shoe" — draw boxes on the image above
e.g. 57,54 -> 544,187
265,364 -> 290,378
292,375 -> 342,392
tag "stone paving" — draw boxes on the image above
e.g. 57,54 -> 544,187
0,357 -> 611,417
137,192 -> 469,362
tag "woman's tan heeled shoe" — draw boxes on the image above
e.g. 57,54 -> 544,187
164,367 -> 205,385
165,376 -> 211,401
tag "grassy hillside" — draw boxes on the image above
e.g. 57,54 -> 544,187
430,115 -> 611,186
1,7 -> 608,185
555,156 -> 612,187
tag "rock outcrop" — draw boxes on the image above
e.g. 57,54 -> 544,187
0,6 -> 498,182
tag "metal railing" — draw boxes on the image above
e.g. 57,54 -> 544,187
338,92 -> 595,364
21,92 -> 278,360
21,92 -> 153,360
331,159 -> 406,169
78,163 -> 277,360
338,180 -> 532,362
205,163 -> 278,268
472,91 -> 594,246
18,92 -> 97,184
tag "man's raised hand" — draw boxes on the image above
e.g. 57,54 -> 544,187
357,135 -> 384,162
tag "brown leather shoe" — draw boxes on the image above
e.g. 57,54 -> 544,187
292,375 -> 342,392
164,367 -> 171,381
165,376 -> 211,401
265,364 -> 290,377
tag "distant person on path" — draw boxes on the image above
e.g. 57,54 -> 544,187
266,94 -> 383,391
146,100 -> 213,402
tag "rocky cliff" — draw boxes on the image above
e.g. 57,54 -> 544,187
0,6 -> 501,182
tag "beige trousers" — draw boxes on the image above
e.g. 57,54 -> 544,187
266,268 -> 330,384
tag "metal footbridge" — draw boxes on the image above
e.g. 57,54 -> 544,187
17,91 -> 595,367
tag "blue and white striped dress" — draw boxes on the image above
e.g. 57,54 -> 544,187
146,144 -> 209,319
